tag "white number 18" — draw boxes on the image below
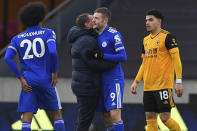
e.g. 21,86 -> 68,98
159,90 -> 169,100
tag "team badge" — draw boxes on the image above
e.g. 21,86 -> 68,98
155,40 -> 160,45
102,41 -> 107,47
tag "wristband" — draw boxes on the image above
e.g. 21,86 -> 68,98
176,79 -> 182,83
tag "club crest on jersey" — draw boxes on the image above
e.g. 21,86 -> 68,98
102,41 -> 107,47
155,40 -> 160,45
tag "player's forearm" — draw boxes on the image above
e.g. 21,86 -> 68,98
4,49 -> 22,78
170,48 -> 182,79
103,51 -> 127,62
135,63 -> 144,83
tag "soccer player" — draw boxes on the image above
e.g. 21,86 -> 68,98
4,2 -> 66,131
130,9 -> 183,131
89,7 -> 127,131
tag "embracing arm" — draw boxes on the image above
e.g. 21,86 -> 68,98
103,50 -> 127,63
80,48 -> 118,71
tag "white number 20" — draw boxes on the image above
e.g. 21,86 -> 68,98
20,38 -> 45,60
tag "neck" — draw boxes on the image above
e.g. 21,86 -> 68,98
98,25 -> 107,35
150,27 -> 162,35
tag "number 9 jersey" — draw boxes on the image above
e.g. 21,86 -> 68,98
8,25 -> 56,85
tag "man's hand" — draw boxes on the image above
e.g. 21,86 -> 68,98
51,72 -> 58,87
130,80 -> 139,94
86,50 -> 103,59
19,77 -> 32,93
175,83 -> 183,97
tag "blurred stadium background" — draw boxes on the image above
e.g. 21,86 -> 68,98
0,0 -> 197,130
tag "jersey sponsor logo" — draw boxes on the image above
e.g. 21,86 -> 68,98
108,27 -> 117,33
18,31 -> 45,38
171,38 -> 178,47
145,48 -> 158,58
115,47 -> 125,52
102,41 -> 108,47
114,34 -> 122,45
52,31 -> 56,39
12,109 -> 54,130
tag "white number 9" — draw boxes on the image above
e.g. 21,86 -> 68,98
110,92 -> 116,101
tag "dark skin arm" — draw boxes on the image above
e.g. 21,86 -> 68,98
19,77 -> 32,93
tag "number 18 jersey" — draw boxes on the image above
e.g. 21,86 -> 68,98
8,25 -> 56,85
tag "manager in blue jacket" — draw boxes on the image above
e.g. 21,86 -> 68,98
67,13 -> 117,131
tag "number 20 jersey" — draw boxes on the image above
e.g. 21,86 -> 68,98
8,25 -> 56,84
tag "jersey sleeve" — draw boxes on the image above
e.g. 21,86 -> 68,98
46,30 -> 56,44
8,37 -> 18,53
165,34 -> 179,53
113,33 -> 125,53
47,30 -> 58,73
141,40 -> 145,59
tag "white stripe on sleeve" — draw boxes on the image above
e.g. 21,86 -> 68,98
8,46 -> 17,53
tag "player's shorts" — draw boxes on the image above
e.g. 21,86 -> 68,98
143,88 -> 175,113
97,79 -> 124,112
17,79 -> 62,113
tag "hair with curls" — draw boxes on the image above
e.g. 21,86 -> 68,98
19,2 -> 46,27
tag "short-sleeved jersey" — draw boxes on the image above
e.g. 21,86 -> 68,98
8,25 -> 56,85
97,26 -> 125,82
142,30 -> 179,91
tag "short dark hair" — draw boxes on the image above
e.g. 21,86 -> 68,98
94,7 -> 111,21
76,13 -> 90,27
19,2 -> 46,27
146,9 -> 164,21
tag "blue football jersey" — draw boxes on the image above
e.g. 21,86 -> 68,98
97,26 -> 126,81
8,25 -> 56,85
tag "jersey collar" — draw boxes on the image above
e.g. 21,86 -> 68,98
99,26 -> 110,36
27,25 -> 41,30
150,30 -> 162,39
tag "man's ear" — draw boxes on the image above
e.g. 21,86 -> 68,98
159,19 -> 162,25
104,18 -> 109,24
84,22 -> 89,28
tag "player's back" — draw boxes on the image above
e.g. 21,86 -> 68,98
10,25 -> 55,86
97,26 -> 125,81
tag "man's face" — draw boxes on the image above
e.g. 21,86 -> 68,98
92,12 -> 106,30
146,15 -> 161,32
85,15 -> 94,29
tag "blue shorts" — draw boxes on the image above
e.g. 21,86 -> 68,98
17,80 -> 62,113
97,79 -> 124,112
